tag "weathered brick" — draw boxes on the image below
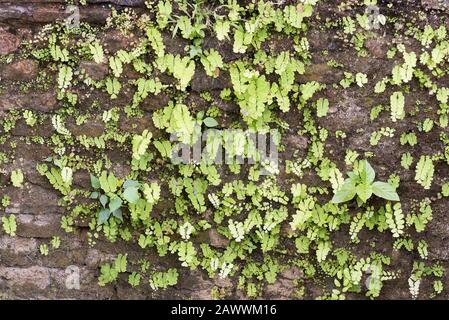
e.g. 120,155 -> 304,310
6,184 -> 62,214
48,267 -> 116,299
0,266 -> 51,290
0,91 -> 58,112
0,29 -> 20,55
0,236 -> 37,254
16,214 -> 62,238
0,59 -> 38,81
85,249 -> 116,268
0,236 -> 37,265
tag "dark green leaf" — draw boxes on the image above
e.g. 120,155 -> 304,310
100,194 -> 108,207
98,208 -> 111,225
109,196 -> 122,212
90,191 -> 99,199
112,209 -> 123,222
90,175 -> 100,189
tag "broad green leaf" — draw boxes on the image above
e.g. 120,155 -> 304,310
112,209 -> 123,222
356,183 -> 373,203
123,180 -> 139,189
90,191 -> 99,199
98,208 -> 111,225
372,181 -> 400,201
123,186 -> 140,204
203,117 -> 218,128
91,175 -> 100,189
109,196 -> 122,212
331,180 -> 356,203
359,160 -> 375,184
100,194 -> 108,207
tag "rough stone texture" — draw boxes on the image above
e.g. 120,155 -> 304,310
0,266 -> 51,291
421,0 -> 449,11
0,59 -> 38,80
297,64 -> 342,84
207,229 -> 230,249
0,29 -> 20,55
0,236 -> 38,266
0,91 -> 58,112
16,214 -> 62,238
0,0 -> 448,301
191,68 -> 232,92
79,61 -> 109,81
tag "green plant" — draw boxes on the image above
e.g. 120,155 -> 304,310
11,169 -> 24,188
156,54 -> 195,90
401,152 -> 413,169
40,244 -> 49,256
109,56 -> 123,78
58,65 -> 73,90
332,160 -> 400,205
89,41 -> 104,64
23,110 -> 37,127
316,98 -> 329,117
98,254 -> 127,286
149,268 -> 178,290
105,77 -> 121,99
384,203 -> 405,238
390,91 -> 405,122
128,272 -> 141,287
355,73 -> 368,87
415,155 -> 434,189
2,215 -> 16,236
200,49 -> 223,78
51,236 -> 61,249
153,102 -> 197,144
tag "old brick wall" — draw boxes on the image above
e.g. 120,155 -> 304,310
0,0 -> 201,300
0,0 -> 449,300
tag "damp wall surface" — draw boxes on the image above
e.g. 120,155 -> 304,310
0,0 -> 449,299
